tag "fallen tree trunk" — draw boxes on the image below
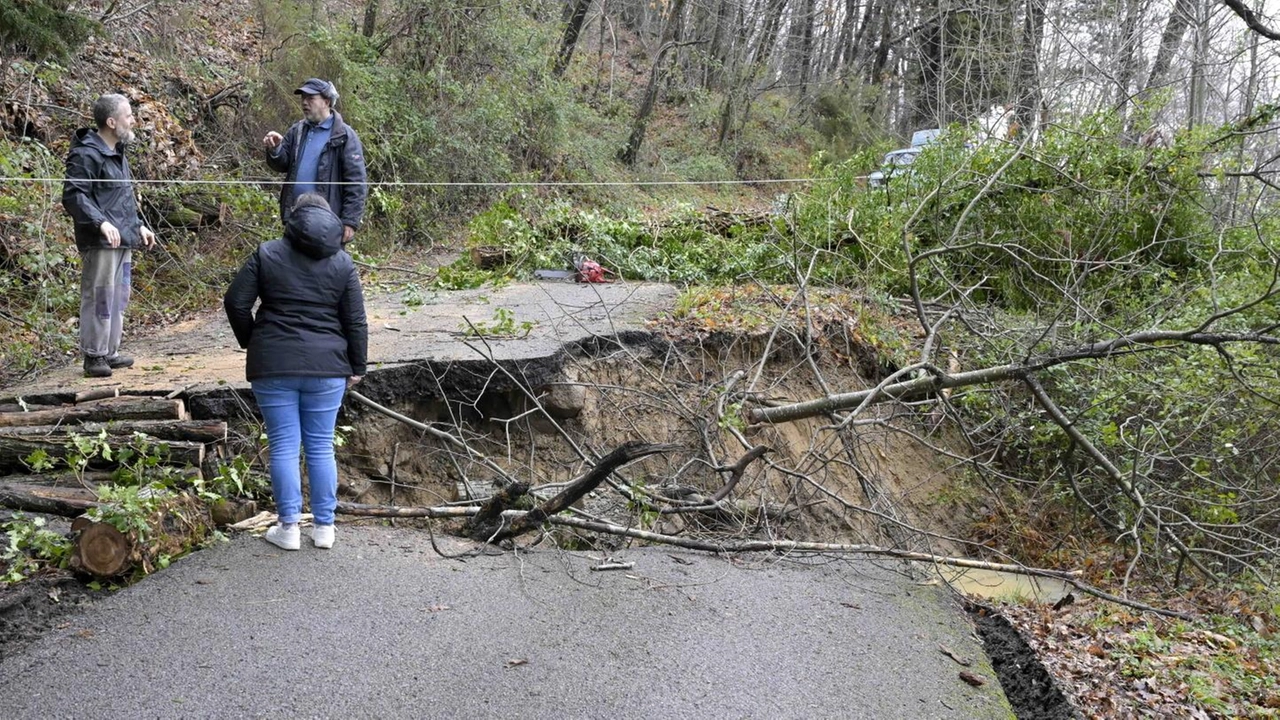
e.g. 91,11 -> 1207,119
463,482 -> 531,540
0,435 -> 205,472
0,482 -> 100,516
0,397 -> 187,427
0,419 -> 224,443
748,328 -> 1280,424
333,502 -> 1195,618
335,500 -> 1078,578
493,442 -> 679,541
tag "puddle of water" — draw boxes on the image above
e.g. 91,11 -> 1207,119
922,564 -> 1072,604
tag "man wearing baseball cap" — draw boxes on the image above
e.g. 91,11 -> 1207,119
262,78 -> 367,244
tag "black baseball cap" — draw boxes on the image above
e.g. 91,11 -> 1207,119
294,78 -> 332,96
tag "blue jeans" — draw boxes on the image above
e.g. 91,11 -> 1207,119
252,377 -> 347,525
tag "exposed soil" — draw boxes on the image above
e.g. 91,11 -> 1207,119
0,567 -> 102,663
970,602 -> 1080,720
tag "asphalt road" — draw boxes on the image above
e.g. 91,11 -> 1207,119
0,525 -> 1013,719
1,281 -> 681,400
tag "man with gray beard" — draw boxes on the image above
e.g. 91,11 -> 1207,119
62,93 -> 156,378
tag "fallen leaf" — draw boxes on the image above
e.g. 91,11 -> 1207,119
425,604 -> 452,613
505,658 -> 528,669
959,671 -> 986,687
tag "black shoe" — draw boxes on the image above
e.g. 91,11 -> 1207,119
107,354 -> 134,369
84,355 -> 112,378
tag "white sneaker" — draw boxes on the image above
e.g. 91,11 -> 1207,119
264,523 -> 300,550
312,524 -> 335,549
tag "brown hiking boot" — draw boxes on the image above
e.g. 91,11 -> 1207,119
84,355 -> 112,378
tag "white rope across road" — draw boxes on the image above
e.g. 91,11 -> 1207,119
0,176 -> 826,187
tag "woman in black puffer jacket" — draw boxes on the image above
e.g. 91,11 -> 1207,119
224,194 -> 367,551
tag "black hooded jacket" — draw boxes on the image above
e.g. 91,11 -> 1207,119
223,204 -> 368,381
62,128 -> 144,251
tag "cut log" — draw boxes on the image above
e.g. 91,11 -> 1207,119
0,467 -> 202,489
0,435 -> 205,472
0,403 -> 57,414
0,482 -> 100,516
0,470 -> 109,489
70,491 -> 213,579
72,522 -> 131,577
210,498 -> 258,526
0,419 -> 224,443
0,397 -> 188,427
74,388 -> 118,403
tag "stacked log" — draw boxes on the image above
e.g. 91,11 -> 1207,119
0,390 -> 231,579
0,394 -> 224,476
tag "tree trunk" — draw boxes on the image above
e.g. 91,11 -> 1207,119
554,0 -> 594,76
750,0 -> 790,67
1143,0 -> 1195,94
619,0 -> 688,165
1186,0 -> 1211,129
0,396 -> 187,427
831,0 -> 858,73
362,0 -> 379,37
1112,0 -> 1144,116
797,0 -> 818,98
1013,0 -> 1046,137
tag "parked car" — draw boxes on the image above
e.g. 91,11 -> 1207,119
867,128 -> 941,187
